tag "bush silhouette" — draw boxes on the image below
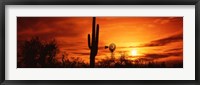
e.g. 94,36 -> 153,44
20,37 -> 59,68
44,40 -> 59,67
61,54 -> 89,68
21,37 -> 42,67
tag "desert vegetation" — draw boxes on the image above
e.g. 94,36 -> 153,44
17,36 -> 182,68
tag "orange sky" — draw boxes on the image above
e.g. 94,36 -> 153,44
17,17 -> 183,64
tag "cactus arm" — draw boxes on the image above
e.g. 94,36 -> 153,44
88,34 -> 91,49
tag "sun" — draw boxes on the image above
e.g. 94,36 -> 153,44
131,49 -> 137,56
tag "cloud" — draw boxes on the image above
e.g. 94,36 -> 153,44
164,48 -> 183,52
144,52 -> 182,60
17,17 -> 94,57
17,17 -> 91,42
138,33 -> 183,47
153,17 -> 183,24
129,51 -> 182,62
71,52 -> 90,56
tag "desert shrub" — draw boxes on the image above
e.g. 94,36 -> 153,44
20,36 -> 59,68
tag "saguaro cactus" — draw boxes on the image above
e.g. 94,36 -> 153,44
88,17 -> 99,68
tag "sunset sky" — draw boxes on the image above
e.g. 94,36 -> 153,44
17,17 -> 183,64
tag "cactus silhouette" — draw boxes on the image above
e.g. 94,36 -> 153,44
88,17 -> 99,68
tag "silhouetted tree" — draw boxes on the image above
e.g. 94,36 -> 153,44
21,37 -> 59,67
22,37 -> 42,67
45,39 -> 59,66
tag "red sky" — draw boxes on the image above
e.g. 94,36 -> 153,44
17,17 -> 183,63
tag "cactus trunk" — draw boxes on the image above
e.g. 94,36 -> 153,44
88,17 -> 99,68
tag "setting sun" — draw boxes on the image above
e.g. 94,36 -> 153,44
131,49 -> 138,56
